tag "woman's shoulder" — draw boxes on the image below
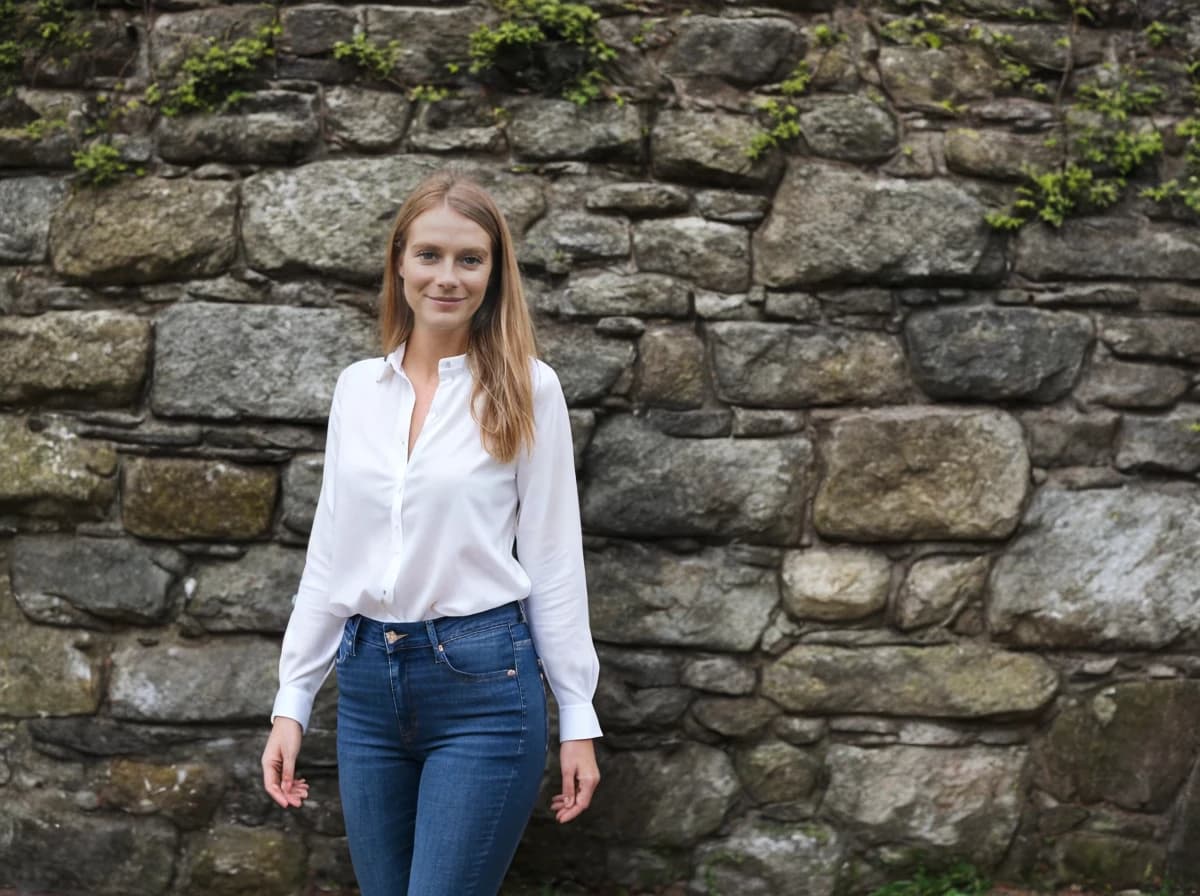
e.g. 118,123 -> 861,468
529,356 -> 565,399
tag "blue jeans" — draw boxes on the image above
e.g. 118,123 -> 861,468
335,602 -> 548,896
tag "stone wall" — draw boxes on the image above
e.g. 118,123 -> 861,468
3,0 -> 1200,894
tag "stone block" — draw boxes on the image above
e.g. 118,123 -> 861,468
0,311 -> 151,406
814,409 -> 1029,541
122,457 -> 277,540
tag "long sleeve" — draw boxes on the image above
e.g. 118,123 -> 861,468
516,363 -> 603,742
271,371 -> 347,732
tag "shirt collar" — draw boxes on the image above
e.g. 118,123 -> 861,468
376,343 -> 468,382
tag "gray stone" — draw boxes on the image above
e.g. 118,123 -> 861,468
1033,682 -> 1200,813
1101,316 -> 1200,365
643,409 -> 731,438
710,322 -> 910,407
773,716 -> 828,746
101,758 -> 226,829
50,178 -> 237,285
122,457 -> 277,540
1142,282 -> 1200,314
187,545 -> 306,633
692,696 -> 778,738
324,87 -> 411,151
824,745 -> 1027,865
537,319 -> 635,405
0,416 -> 117,518
364,6 -> 477,83
1080,355 -> 1191,409
588,744 -> 739,845
559,271 -> 691,318
651,110 -> 783,189
152,302 -> 374,421
905,307 -> 1092,402
1055,832 -> 1166,889
814,409 -> 1030,541
763,643 -> 1058,717
681,656 -> 757,695
755,163 -> 1004,287
1116,408 -> 1200,474
568,408 -> 594,469
587,542 -> 779,651
0,176 -> 66,263
157,91 -> 320,163
692,817 -> 842,896
1017,219 -> 1200,281
731,408 -> 807,437
583,415 -> 811,543
0,311 -> 151,406
280,4 -> 356,56
634,217 -> 751,292
408,99 -> 505,154
594,675 -> 691,731
282,453 -> 323,534
11,536 -> 177,626
178,823 -> 306,896
661,16 -> 803,85
895,555 -> 989,631
695,190 -> 772,224
586,183 -> 690,217
781,547 -> 891,622
1019,409 -> 1119,467
243,157 -> 544,283
635,325 -> 708,409
1011,283 -> 1140,308
988,487 -> 1200,649
878,45 -> 999,113
109,637 -> 281,722
520,212 -> 629,272
150,7 -> 277,78
945,127 -> 1061,180
0,796 -> 177,896
820,287 -> 894,315
508,98 -> 641,161
986,22 -> 1104,71
695,288 -> 756,320
799,94 -> 899,162
735,740 -> 821,806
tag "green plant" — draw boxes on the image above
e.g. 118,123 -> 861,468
333,32 -> 400,80
468,0 -> 616,104
0,0 -> 92,95
744,59 -> 810,160
72,142 -> 128,186
878,14 -> 950,50
869,862 -> 990,896
160,21 -> 282,116
812,23 -> 846,48
1144,21 -> 1175,48
408,83 -> 450,103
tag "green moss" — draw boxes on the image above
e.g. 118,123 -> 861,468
159,21 -> 282,117
332,32 -> 400,80
72,142 -> 128,186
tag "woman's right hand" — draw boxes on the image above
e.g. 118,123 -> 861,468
261,717 -> 309,809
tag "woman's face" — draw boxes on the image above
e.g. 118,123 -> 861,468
398,204 -> 495,342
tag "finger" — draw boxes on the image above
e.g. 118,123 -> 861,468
574,772 -> 600,811
559,763 -> 577,810
281,748 -> 297,793
261,755 -> 289,809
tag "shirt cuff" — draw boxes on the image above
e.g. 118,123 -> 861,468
271,686 -> 315,733
558,703 -> 603,742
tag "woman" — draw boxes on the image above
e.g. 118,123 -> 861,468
261,171 -> 602,896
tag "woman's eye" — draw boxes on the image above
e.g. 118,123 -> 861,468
415,250 -> 437,261
462,255 -> 483,266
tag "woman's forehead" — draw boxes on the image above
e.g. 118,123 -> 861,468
406,204 -> 491,248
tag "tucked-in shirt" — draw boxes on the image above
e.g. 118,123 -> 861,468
271,345 -> 602,742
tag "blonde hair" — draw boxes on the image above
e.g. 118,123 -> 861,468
380,171 -> 538,463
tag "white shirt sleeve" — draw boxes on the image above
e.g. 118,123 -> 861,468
516,363 -> 603,742
271,371 -> 347,733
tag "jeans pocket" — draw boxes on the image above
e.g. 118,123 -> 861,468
335,618 -> 356,666
437,625 -> 518,682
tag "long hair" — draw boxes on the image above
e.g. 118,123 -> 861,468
379,171 -> 538,464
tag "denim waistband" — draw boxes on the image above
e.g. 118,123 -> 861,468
347,600 -> 524,652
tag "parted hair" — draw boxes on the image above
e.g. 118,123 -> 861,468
380,171 -> 538,464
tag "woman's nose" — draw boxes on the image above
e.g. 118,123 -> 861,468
435,260 -> 459,287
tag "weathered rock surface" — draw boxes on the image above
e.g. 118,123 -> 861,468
587,542 -> 778,651
636,325 -> 708,409
895,555 -> 989,631
814,409 -> 1030,541
945,128 -> 1061,179
152,302 -> 374,421
710,322 -> 910,407
762,644 -> 1058,717
508,98 -> 641,161
178,823 -> 306,896
323,87 -> 411,151
157,91 -> 320,163
824,745 -> 1027,864
282,453 -> 323,534
50,178 -> 237,284
101,758 -> 226,829
11,536 -> 178,626
0,417 -> 117,517
585,183 -> 691,217
651,110 -> 783,188
588,744 -> 739,845
781,548 -> 891,622
735,739 -> 821,807
988,487 -> 1200,648
1054,832 -> 1166,889
187,544 -> 306,633
681,656 -> 757,696
905,307 -> 1092,401
0,176 -> 66,263
109,637 -> 280,722
755,163 -> 1004,287
799,95 -> 899,162
661,15 -> 803,85
633,217 -> 751,292
537,319 -> 636,404
0,311 -> 151,406
583,415 -> 811,543
1033,681 -> 1200,813
1079,354 -> 1191,409
521,212 -> 630,272
558,271 -> 691,318
692,817 -> 843,896
1101,316 -> 1200,365
878,45 -> 998,113
122,457 -> 277,540
1116,408 -> 1200,474
1017,219 -> 1200,281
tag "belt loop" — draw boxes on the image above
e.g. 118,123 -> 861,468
346,615 -> 361,658
517,599 -> 529,624
425,619 -> 443,662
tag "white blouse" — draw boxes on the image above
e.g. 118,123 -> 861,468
271,345 -> 602,742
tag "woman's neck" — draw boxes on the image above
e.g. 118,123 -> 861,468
402,328 -> 468,382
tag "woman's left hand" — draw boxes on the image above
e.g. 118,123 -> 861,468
551,738 -> 600,823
